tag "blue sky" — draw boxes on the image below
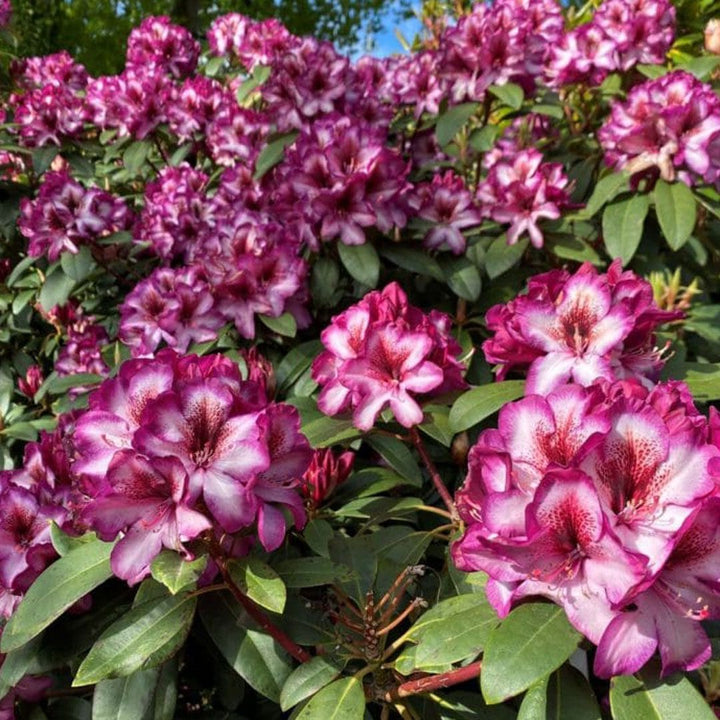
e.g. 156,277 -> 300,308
351,3 -> 423,58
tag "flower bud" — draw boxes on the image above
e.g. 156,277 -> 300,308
18,365 -> 44,399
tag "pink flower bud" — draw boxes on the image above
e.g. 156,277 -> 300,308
705,19 -> 720,55
18,365 -> 44,399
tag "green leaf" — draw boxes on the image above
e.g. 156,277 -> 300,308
39,268 -> 76,312
50,524 -> 97,557
419,405 -> 454,447
654,180 -> 696,251
235,64 -> 271,105
301,413 -> 361,448
280,656 -> 342,711
481,604 -> 582,704
254,132 -> 298,180
366,435 -> 422,485
442,257 -> 482,301
489,83 -> 524,110
582,172 -> 630,218
379,245 -> 445,282
273,557 -> 353,588
396,594 -> 497,672
610,668 -> 716,720
35,372 -> 104,401
546,236 -> 602,265
518,666 -> 601,720
436,103 -> 480,146
337,242 -> 380,288
0,637 -> 44,698
73,593 -> 197,685
672,362 -> 720,401
449,380 -> 525,433
676,55 -> 720,81
295,677 -> 365,720
276,341 -> 324,394
91,667 -> 160,720
228,557 -> 286,614
485,236 -> 528,279
150,551 -> 207,595
123,140 -> 151,174
200,593 -> 293,703
328,535 -> 377,604
259,312 -> 297,338
2,538 -> 114,652
60,246 -> 95,283
602,194 -> 650,265
311,257 -> 341,308
152,659 -> 178,720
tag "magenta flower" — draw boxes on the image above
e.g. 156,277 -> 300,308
477,147 -> 570,248
82,451 -> 211,585
599,70 -> 720,186
452,378 -> 720,677
313,283 -> 467,430
483,260 -> 682,393
126,16 -> 200,79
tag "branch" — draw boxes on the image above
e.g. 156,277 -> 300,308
385,661 -> 483,701
218,561 -> 312,664
410,428 -> 458,523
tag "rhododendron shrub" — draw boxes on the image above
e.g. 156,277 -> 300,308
2,0 -> 720,718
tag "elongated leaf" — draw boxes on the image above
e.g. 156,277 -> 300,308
123,140 -> 151,174
235,64 -> 271,104
254,132 -> 298,180
0,637 -> 43,697
150,551 -> 207,595
273,557 -> 353,588
295,677 -> 365,720
152,659 -> 178,720
436,103 -> 480,146
602,195 -> 649,265
91,667 -> 160,720
442,257 -> 482,301
582,172 -> 630,218
396,594 -> 497,671
61,246 -> 95,282
485,236 -> 528,279
280,656 -> 342,711
672,362 -> 720,401
39,269 -> 75,312
449,381 -> 525,433
654,180 -> 697,251
366,435 -> 421,485
489,83 -> 524,110
610,668 -> 716,720
380,245 -> 444,282
73,593 -> 196,685
275,340 -> 324,393
259,312 -> 297,338
2,538 -> 114,652
518,666 -> 601,720
228,557 -> 286,614
199,593 -> 292,703
338,242 -> 380,288
481,603 -> 581,704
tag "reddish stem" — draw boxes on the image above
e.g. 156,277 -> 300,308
385,660 -> 483,701
410,428 -> 458,522
219,563 -> 312,664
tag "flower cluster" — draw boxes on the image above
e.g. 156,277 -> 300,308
73,350 -> 312,584
453,379 -> 720,677
547,0 -> 675,86
313,283 -> 467,431
18,171 -> 132,261
477,147 -> 571,248
482,260 -> 682,394
125,15 -> 200,78
599,70 -> 720,186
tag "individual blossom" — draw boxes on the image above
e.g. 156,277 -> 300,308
81,451 -> 211,584
54,311 -> 110,380
167,76 -> 228,143
452,378 -> 720,677
476,147 -> 571,248
205,104 -> 269,167
18,171 -> 132,261
312,283 -> 467,431
598,70 -> 720,186
126,16 -> 200,78
119,266 -> 224,357
482,260 -> 682,394
408,171 -> 483,254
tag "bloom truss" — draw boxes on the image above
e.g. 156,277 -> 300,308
453,379 -> 720,677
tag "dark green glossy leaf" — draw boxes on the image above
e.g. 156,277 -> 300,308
602,194 -> 649,265
280,656 -> 341,711
295,677 -> 365,720
436,103 -> 480,146
449,381 -> 525,433
228,557 -> 286,614
654,180 -> 696,251
337,242 -> 380,288
254,132 -> 298,180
